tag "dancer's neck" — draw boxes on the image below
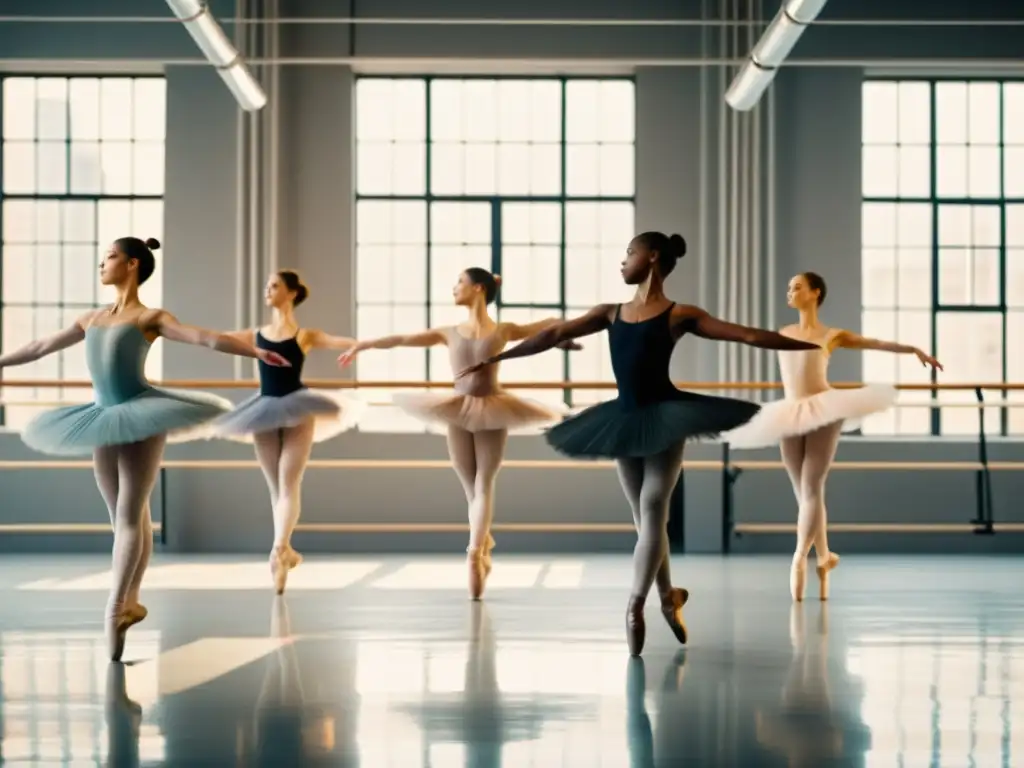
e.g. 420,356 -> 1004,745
797,307 -> 820,331
464,301 -> 493,329
269,306 -> 298,332
633,272 -> 666,305
109,285 -> 142,315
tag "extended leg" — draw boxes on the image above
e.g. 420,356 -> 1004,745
781,435 -> 810,601
269,420 -> 315,594
625,442 -> 685,656
800,422 -> 843,599
464,429 -> 508,600
107,434 -> 166,661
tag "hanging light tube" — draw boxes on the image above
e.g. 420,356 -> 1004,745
725,0 -> 830,112
164,0 -> 267,111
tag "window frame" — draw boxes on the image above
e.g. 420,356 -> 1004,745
862,76 -> 1024,436
0,73 -> 166,427
354,74 -> 637,415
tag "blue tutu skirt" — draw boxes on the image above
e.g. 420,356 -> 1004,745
546,391 -> 761,458
212,388 -> 365,443
21,388 -> 234,456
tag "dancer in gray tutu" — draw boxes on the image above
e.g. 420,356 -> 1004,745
212,270 -> 363,593
0,237 -> 290,660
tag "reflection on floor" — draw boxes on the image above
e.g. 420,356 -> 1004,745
0,553 -> 1021,766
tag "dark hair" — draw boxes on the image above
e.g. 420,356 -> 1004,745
114,237 -> 159,285
635,231 -> 688,277
802,271 -> 827,306
464,267 -> 500,304
277,269 -> 309,306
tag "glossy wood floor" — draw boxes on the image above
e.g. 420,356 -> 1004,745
0,553 -> 1020,767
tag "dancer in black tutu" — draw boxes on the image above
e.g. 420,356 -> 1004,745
458,231 -> 819,656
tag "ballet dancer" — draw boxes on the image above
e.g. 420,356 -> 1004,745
212,270 -> 364,594
457,232 -> 820,656
338,267 -> 577,599
0,237 -> 290,661
725,271 -> 942,601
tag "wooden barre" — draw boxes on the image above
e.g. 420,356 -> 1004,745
0,522 -> 630,534
735,522 -> 1024,534
3,379 -> 1024,391
0,459 -> 1018,471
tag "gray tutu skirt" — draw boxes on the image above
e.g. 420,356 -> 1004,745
212,388 -> 365,443
21,388 -> 234,456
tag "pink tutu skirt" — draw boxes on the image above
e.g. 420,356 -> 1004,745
724,384 -> 897,449
392,390 -> 562,434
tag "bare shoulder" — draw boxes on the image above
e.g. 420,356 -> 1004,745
671,303 -> 705,319
76,307 -> 107,330
777,322 -> 799,335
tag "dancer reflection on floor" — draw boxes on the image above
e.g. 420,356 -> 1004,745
339,268 -> 578,600
457,232 -> 818,655
725,272 -> 941,601
212,271 -> 364,594
0,237 -> 289,660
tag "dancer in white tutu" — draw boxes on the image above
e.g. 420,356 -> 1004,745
725,272 -> 942,601
338,267 -> 578,600
213,270 -> 364,593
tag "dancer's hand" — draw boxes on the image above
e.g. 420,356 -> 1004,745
257,349 -> 291,367
338,343 -> 363,367
456,360 -> 491,379
914,348 -> 943,370
556,340 -> 583,351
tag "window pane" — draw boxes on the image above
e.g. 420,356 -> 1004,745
897,146 -> 929,197
1008,205 -> 1024,247
430,143 -> 463,195
3,141 -> 36,193
566,144 -> 599,196
971,249 -> 1000,305
2,200 -> 35,242
133,79 -> 167,141
100,142 -> 133,194
936,312 -> 1002,435
430,80 -> 463,142
896,248 -> 931,308
862,203 -> 897,247
938,248 -> 968,305
68,78 -> 100,140
70,141 -> 102,194
968,83 -> 1000,145
936,145 -> 967,197
861,248 -> 896,308
967,146 -> 1000,198
599,144 -> 634,196
938,204 -> 970,247
1007,311 -> 1024,433
972,206 -> 1000,247
529,143 -> 561,196
464,143 -> 496,196
100,79 -> 133,140
897,82 -> 930,144
463,81 -> 498,142
496,80 -> 530,142
529,81 -> 562,143
36,141 -> 67,194
132,142 -> 165,195
598,81 -> 635,143
862,82 -> 898,144
2,245 -> 33,304
33,245 -> 61,304
36,78 -> 68,140
3,78 -> 36,139
566,81 -> 599,143
63,245 -> 96,305
1007,250 -> 1024,308
1004,147 -> 1024,197
862,145 -> 898,197
497,143 -> 530,195
897,204 -> 931,248
499,245 -> 560,305
391,141 -> 425,195
1005,83 -> 1024,144
935,82 -> 968,144
62,201 -> 95,243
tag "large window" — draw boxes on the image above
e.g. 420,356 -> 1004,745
1,76 -> 165,429
355,77 -> 636,433
861,79 -> 1024,436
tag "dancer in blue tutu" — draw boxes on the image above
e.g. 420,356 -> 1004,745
0,237 -> 290,661
212,270 -> 364,594
457,231 -> 819,656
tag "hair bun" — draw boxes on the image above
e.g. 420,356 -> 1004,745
493,274 -> 502,286
144,237 -> 161,251
668,234 -> 687,260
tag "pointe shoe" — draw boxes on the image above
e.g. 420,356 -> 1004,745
124,603 -> 148,628
467,548 -> 487,601
270,548 -> 291,595
482,534 -> 495,578
816,553 -> 840,601
790,557 -> 808,602
106,610 -> 133,662
660,587 -> 689,646
626,596 -> 646,657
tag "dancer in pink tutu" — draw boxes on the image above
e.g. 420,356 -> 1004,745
338,267 -> 577,600
725,272 -> 942,601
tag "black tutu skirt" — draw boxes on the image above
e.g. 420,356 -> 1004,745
545,391 -> 760,459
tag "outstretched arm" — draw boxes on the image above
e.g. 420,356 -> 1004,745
832,329 -> 943,369
304,329 -> 357,351
0,320 -> 87,368
502,318 -> 582,350
678,306 -> 820,351
338,328 -> 447,366
146,311 -> 290,366
456,304 -> 614,378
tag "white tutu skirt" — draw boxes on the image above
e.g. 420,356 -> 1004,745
212,388 -> 366,444
724,384 -> 897,449
392,390 -> 563,434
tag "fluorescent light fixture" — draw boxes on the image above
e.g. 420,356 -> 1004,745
164,0 -> 267,112
785,0 -> 830,24
218,61 -> 268,112
725,61 -> 775,112
165,0 -> 204,19
751,11 -> 802,68
182,9 -> 238,67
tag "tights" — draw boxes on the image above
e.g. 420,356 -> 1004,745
780,422 -> 842,566
253,420 -> 316,552
616,442 -> 685,601
93,433 -> 167,660
446,426 -> 508,552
